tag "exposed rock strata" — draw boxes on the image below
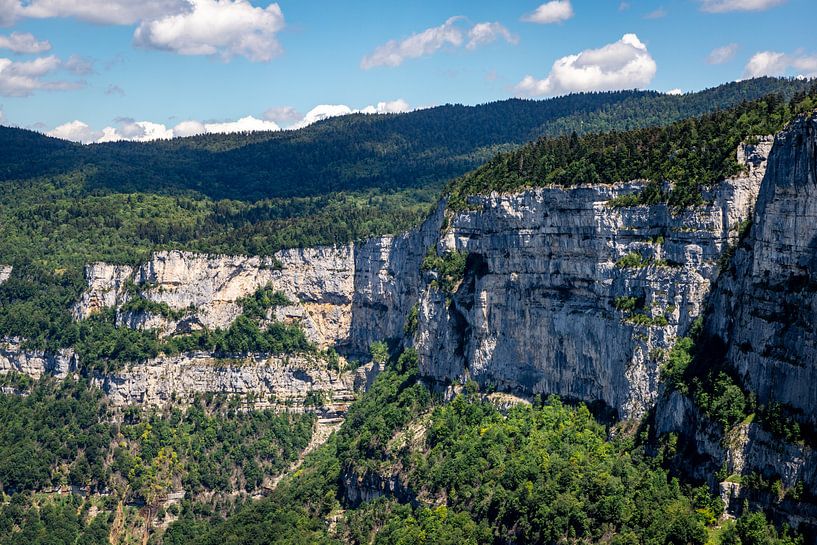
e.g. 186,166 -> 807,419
94,353 -> 378,414
656,114 -> 817,523
0,338 -> 75,380
413,140 -> 770,419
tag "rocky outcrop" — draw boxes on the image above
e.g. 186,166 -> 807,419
0,338 -> 76,379
0,265 -> 12,285
75,249 -> 356,348
705,115 -> 817,427
95,351 -> 378,414
412,140 -> 770,419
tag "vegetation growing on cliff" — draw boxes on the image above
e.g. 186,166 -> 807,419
0,376 -> 315,502
447,86 -> 817,210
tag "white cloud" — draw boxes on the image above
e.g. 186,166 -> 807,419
361,16 -> 464,69
134,0 -> 285,62
0,106 -> 4,123
288,104 -> 354,129
666,88 -> 683,95
48,99 -> 415,143
743,50 -> 817,78
698,0 -> 785,13
466,22 -> 518,50
0,32 -> 51,53
522,1 -> 574,24
361,17 -> 518,69
515,33 -> 657,97
10,0 -> 191,25
263,106 -> 301,124
707,43 -> 738,64
359,99 -> 411,115
47,120 -> 100,142
0,55 -> 82,96
96,119 -> 174,142
105,84 -> 125,96
206,116 -> 280,133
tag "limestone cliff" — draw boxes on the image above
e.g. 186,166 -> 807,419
656,113 -> 817,523
412,139 -> 770,419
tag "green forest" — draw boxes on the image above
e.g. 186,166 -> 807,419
155,350 -> 802,545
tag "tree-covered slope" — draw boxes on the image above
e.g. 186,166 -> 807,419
159,351 -> 804,545
0,77 -> 810,202
448,85 -> 817,209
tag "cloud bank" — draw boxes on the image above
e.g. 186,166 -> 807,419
743,50 -> 817,78
45,99 -> 413,143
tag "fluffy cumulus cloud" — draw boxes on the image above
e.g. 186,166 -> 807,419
0,55 -> 82,96
0,32 -> 51,53
134,0 -> 285,62
698,0 -> 786,13
46,99 -> 414,143
466,22 -> 518,50
522,1 -> 574,24
361,17 -> 463,69
666,88 -> 683,95
6,0 -> 191,25
707,43 -> 738,64
515,33 -> 656,97
361,17 -> 516,69
743,50 -> 817,78
47,120 -> 99,142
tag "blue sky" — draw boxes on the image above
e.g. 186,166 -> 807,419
0,0 -> 814,142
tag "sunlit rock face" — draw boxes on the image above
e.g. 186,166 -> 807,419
413,140 -> 769,419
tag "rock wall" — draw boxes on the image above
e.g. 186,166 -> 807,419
74,248 -> 356,348
706,115 -> 817,426
95,352 -> 378,415
0,338 -> 75,380
656,113 -> 817,522
412,140 -> 770,419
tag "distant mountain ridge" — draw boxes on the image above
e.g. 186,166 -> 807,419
0,77 -> 811,202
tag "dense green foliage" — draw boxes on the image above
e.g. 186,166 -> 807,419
0,376 -> 314,501
448,87 -> 817,210
421,249 -> 468,293
3,79 -> 807,203
168,352 -> 803,545
0,377 -> 112,493
0,494 -> 110,545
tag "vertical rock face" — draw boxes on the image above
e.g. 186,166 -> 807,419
73,249 -> 356,348
0,339 -> 75,380
654,114 -> 817,522
706,115 -> 817,426
412,140 -> 768,419
72,263 -> 134,319
348,204 -> 444,353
